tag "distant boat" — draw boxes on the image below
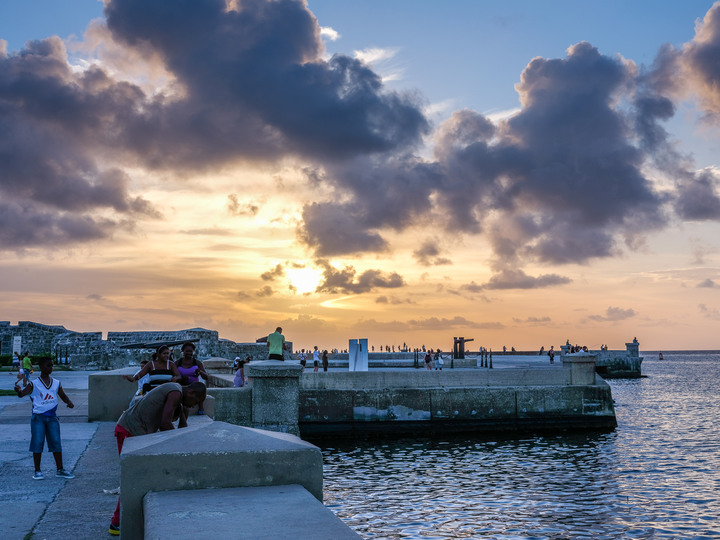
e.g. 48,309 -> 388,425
659,352 -> 664,360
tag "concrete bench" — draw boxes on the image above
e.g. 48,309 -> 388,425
144,484 -> 360,539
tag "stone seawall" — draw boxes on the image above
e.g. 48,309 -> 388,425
206,360 -> 617,437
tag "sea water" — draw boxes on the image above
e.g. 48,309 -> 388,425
320,352 -> 720,539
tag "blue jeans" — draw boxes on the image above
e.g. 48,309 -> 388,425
30,414 -> 62,453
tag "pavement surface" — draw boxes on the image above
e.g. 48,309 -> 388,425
0,357 -> 557,539
0,370 -> 119,540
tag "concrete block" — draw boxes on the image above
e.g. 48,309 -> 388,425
300,389 -> 353,423
187,394 -> 215,418
88,368 -> 137,421
144,484 -> 360,540
486,368 -> 570,386
246,361 -> 302,435
352,389 -> 431,421
517,387 -> 556,417
429,387 -> 516,420
563,354 -> 597,385
89,369 -> 215,422
579,383 -> 617,417
207,387 -> 252,425
120,421 -> 322,540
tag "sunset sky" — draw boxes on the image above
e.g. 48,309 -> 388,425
2,0 -> 720,352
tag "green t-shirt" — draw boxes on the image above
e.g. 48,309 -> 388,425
267,331 -> 285,356
22,356 -> 32,370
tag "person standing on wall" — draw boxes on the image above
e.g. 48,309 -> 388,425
312,345 -> 320,372
297,349 -> 307,372
267,327 -> 287,361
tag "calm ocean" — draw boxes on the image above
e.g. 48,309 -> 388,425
320,351 -> 720,539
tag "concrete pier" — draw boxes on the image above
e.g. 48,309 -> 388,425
204,356 -> 617,437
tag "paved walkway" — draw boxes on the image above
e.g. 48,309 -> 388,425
0,371 -> 120,540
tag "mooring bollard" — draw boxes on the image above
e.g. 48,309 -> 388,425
489,351 -> 493,369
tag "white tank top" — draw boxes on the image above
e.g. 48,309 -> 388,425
30,377 -> 61,416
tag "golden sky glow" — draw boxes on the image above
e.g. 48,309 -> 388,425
2,1 -> 720,352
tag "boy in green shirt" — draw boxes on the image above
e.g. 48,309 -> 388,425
22,352 -> 33,387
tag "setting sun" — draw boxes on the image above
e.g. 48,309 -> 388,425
287,267 -> 323,294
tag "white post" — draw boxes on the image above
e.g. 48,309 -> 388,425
348,338 -> 369,371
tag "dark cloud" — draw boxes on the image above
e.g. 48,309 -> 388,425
699,303 -> 720,319
103,0 -> 428,165
406,316 -> 503,330
631,88 -> 720,221
0,201 -> 119,248
0,37 -> 157,249
256,285 -> 273,297
587,306 -> 637,322
375,295 -> 414,305
677,2 -> 720,118
7,0 -> 720,268
315,259 -> 404,294
460,281 -> 484,293
470,269 -> 571,290
512,316 -> 552,324
494,43 -> 666,264
697,278 -> 718,288
297,155 -> 444,256
227,194 -> 259,217
1,0 -> 427,250
260,263 -> 285,281
300,42 -> 671,267
298,202 -> 389,256
413,239 -> 453,266
354,316 -> 503,332
639,5 -> 720,220
674,169 -> 720,220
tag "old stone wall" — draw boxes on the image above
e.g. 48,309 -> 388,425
0,320 -> 261,369
0,321 -> 70,356
108,328 -> 220,356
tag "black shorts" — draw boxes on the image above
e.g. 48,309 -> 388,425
269,353 -> 284,361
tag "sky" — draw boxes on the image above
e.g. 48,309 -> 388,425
1,0 -> 720,352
